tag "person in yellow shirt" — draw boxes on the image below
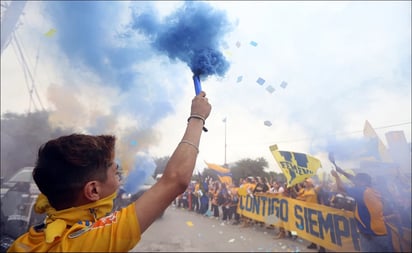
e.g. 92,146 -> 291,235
240,177 -> 256,227
7,91 -> 212,252
296,178 -> 318,204
228,184 -> 240,225
192,180 -> 200,213
296,178 -> 319,250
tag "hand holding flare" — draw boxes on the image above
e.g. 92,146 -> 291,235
192,75 -> 208,132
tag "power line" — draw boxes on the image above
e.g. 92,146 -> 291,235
1,0 -> 27,55
229,121 -> 411,146
374,122 -> 411,130
12,31 -> 45,112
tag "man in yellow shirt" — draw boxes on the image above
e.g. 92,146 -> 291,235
192,180 -> 200,213
296,178 -> 318,250
296,178 -> 318,204
7,91 -> 211,252
239,177 -> 256,227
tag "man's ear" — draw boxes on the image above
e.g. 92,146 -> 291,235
83,181 -> 100,201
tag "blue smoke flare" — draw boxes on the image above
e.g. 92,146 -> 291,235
122,153 -> 156,194
129,1 -> 233,80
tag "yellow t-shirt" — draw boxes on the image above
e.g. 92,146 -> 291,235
296,188 -> 318,204
194,183 -> 200,196
241,182 -> 255,193
248,182 -> 256,192
8,204 -> 140,252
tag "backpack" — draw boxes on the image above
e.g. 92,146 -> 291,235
331,193 -> 356,211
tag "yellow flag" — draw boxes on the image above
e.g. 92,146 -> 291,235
44,28 -> 57,37
269,145 -> 321,187
204,161 -> 233,186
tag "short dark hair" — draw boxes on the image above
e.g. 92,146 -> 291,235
33,134 -> 116,210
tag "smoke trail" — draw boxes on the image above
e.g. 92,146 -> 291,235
319,137 -> 380,161
43,1 -> 153,91
129,1 -> 234,80
115,127 -> 160,174
121,152 -> 156,194
42,1 -> 175,128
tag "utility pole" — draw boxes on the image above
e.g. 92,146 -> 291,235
223,117 -> 227,167
1,0 -> 27,55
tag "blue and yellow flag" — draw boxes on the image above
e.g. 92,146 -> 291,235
269,145 -> 321,187
204,161 -> 233,186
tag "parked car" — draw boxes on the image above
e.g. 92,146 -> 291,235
1,167 -> 44,221
1,167 -> 40,200
1,167 -> 45,252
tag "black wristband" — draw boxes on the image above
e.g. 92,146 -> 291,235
187,115 -> 208,132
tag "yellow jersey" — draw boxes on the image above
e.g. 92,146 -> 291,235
296,188 -> 318,204
8,204 -> 140,252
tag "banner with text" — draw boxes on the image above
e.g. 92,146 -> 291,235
237,191 -> 359,252
236,191 -> 411,252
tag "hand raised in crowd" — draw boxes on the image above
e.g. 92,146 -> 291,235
190,91 -> 211,121
135,90 -> 212,234
330,170 -> 339,178
334,165 -> 345,175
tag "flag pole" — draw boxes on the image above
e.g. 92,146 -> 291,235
224,117 -> 227,166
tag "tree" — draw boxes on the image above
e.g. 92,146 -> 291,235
267,171 -> 287,184
229,157 -> 269,185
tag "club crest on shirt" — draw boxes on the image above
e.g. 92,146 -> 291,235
90,211 -> 117,229
68,225 -> 92,239
68,212 -> 118,239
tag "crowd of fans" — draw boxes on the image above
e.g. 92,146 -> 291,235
172,171 -> 411,253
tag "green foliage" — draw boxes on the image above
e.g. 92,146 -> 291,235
195,157 -> 287,187
229,157 -> 268,184
267,171 -> 287,184
230,157 -> 268,182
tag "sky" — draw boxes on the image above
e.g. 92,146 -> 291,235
1,1 -> 411,176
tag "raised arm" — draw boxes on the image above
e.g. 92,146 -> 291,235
134,91 -> 211,233
333,162 -> 355,181
329,152 -> 354,182
330,170 -> 345,192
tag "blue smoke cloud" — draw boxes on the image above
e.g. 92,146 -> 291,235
322,137 -> 380,161
122,153 -> 156,194
42,1 -> 178,128
43,1 -> 153,91
42,1 -> 233,128
128,1 -> 233,79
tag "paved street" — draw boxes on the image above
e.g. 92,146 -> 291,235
131,205 -> 319,252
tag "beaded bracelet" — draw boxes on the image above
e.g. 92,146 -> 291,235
179,140 -> 199,153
